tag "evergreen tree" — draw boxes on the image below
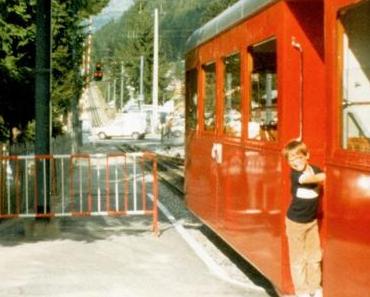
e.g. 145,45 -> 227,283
200,0 -> 239,24
0,0 -> 109,142
0,0 -> 36,136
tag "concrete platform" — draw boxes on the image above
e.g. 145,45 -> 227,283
0,214 -> 270,297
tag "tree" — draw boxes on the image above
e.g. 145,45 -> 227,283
200,0 -> 239,24
0,0 -> 109,142
0,0 -> 36,138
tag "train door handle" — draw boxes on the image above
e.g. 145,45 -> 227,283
211,143 -> 223,164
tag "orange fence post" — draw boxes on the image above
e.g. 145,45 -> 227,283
152,157 -> 159,236
0,155 -> 19,218
124,154 -> 129,212
141,156 -> 147,212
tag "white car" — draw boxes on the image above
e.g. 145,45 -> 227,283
95,112 -> 147,140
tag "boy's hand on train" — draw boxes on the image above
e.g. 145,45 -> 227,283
300,172 -> 326,184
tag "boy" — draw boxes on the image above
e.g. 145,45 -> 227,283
283,140 -> 326,297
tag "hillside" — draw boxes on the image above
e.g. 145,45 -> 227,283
92,0 -> 239,104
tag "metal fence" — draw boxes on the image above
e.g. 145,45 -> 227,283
0,152 -> 159,234
8,135 -> 73,156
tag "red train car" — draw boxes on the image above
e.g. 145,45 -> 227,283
184,0 -> 370,296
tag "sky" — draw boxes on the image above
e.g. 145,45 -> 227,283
92,0 -> 134,32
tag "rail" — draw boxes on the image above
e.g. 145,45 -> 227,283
156,154 -> 184,195
118,143 -> 184,195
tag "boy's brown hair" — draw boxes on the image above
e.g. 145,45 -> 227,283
283,140 -> 308,159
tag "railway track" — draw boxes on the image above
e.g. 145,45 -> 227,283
88,88 -> 103,127
86,84 -> 112,128
118,143 -> 185,196
155,154 -> 184,196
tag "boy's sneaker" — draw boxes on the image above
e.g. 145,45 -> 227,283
312,288 -> 323,297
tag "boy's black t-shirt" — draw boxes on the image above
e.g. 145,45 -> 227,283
287,164 -> 323,223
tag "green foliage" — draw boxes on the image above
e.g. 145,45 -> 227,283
0,116 -> 10,143
200,0 -> 239,24
92,0 -> 239,106
0,0 -> 108,142
21,120 -> 36,143
0,0 -> 36,142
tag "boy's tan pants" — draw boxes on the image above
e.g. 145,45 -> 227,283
285,218 -> 322,295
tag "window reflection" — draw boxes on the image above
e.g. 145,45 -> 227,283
203,63 -> 216,131
340,1 -> 370,152
223,54 -> 241,137
248,39 -> 278,141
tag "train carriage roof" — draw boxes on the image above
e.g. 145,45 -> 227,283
185,0 -> 278,53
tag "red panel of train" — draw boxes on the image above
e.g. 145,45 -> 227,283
184,0 -> 370,296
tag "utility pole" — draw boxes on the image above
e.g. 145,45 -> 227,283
152,8 -> 159,133
35,0 -> 51,215
139,55 -> 144,109
113,78 -> 117,106
71,2 -> 81,152
107,81 -> 111,102
120,62 -> 124,110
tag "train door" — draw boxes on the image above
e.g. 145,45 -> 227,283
184,68 -> 201,216
199,62 -> 220,227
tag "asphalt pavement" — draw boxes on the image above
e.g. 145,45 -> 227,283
0,203 -> 271,297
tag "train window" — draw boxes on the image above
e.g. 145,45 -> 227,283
203,63 -> 216,131
339,1 -> 370,153
223,53 -> 241,137
185,69 -> 198,130
247,39 -> 278,141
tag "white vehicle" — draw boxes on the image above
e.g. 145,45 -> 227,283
95,112 -> 147,140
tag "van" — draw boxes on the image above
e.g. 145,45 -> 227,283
95,112 -> 147,140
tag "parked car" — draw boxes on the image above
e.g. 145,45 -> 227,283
94,112 -> 147,140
